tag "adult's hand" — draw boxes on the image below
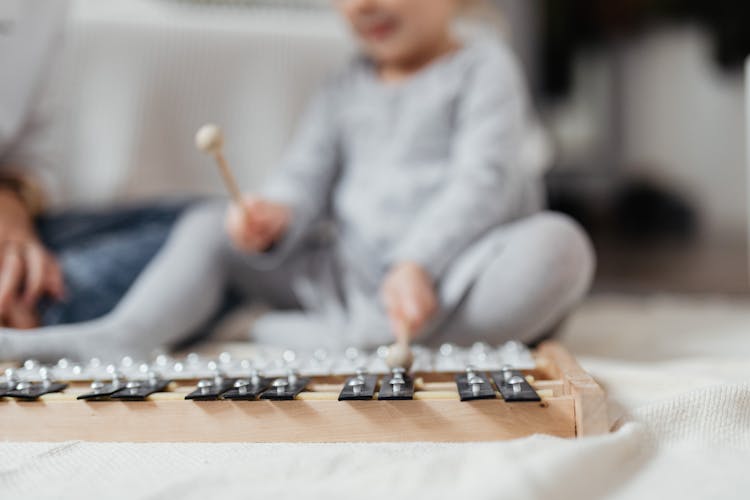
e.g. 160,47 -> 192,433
0,190 -> 64,328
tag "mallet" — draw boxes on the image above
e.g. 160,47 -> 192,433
195,124 -> 244,206
386,318 -> 415,371
386,340 -> 414,372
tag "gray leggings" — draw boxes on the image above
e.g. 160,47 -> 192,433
0,204 -> 595,362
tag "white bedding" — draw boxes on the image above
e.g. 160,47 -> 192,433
2,294 -> 749,499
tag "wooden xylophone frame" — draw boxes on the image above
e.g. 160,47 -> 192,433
0,342 -> 608,443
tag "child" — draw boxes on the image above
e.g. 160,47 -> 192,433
0,0 -> 594,361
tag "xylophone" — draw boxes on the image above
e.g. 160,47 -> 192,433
0,341 -> 607,442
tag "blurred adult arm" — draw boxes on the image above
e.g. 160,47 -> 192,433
0,0 -> 69,327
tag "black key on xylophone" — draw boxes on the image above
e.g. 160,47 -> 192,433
260,370 -> 309,401
338,369 -> 378,401
185,377 -> 236,401
6,381 -> 68,400
490,366 -> 541,402
78,370 -> 127,401
378,368 -> 414,400
110,372 -> 171,401
5,367 -> 67,400
77,380 -> 126,401
455,366 -> 496,401
222,372 -> 271,401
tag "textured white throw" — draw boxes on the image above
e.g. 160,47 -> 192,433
2,295 -> 750,500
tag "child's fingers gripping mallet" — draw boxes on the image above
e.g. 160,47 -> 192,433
195,124 -> 245,208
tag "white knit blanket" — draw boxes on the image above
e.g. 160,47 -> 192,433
2,295 -> 750,499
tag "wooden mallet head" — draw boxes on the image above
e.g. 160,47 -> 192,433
195,123 -> 224,154
195,123 -> 244,206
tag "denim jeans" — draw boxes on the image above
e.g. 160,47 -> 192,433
36,201 -> 193,326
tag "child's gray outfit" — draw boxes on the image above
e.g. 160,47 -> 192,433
0,40 -> 595,361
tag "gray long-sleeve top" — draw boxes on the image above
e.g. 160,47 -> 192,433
262,38 -> 542,283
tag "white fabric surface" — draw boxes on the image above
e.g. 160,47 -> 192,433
2,294 -> 750,499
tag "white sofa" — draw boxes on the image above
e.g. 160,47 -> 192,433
44,0 -> 549,209
48,0 -> 352,207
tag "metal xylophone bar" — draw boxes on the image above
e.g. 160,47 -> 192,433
1,366 -> 542,404
338,371 -> 379,401
0,342 -> 607,443
1,367 -> 68,401
0,341 -> 541,403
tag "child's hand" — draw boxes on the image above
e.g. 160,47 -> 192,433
225,196 -> 291,253
381,262 -> 438,343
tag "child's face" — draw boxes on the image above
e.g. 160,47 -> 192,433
335,0 -> 459,65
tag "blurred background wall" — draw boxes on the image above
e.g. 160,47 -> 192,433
498,0 -> 748,294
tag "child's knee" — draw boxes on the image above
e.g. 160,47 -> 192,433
171,201 -> 227,247
529,212 -> 596,301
